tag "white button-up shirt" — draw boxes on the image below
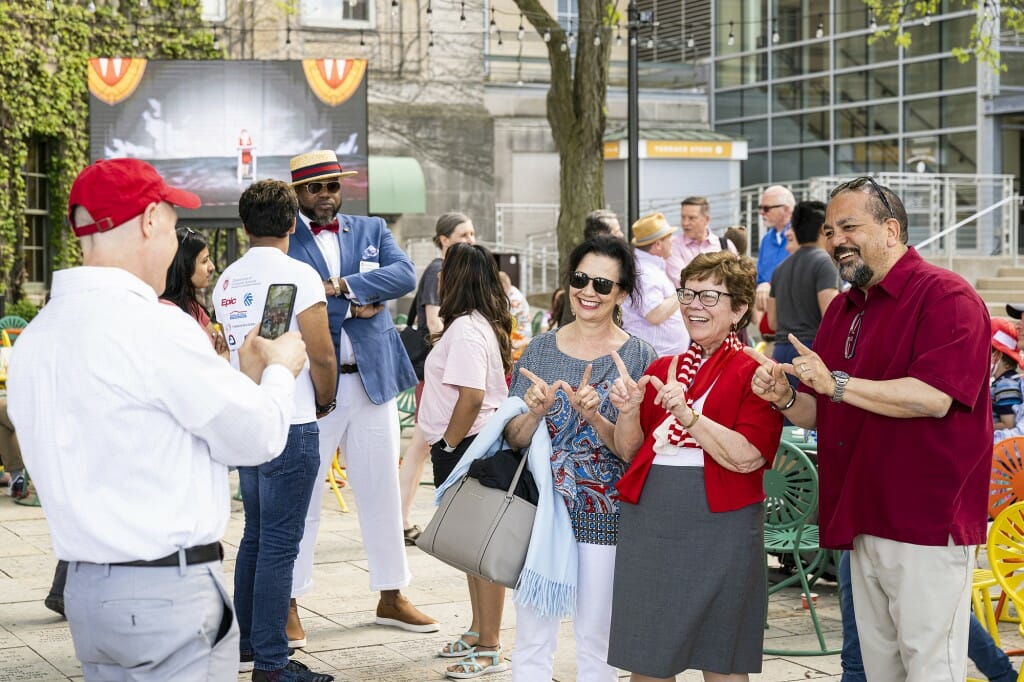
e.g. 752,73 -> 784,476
621,249 -> 689,356
7,267 -> 296,563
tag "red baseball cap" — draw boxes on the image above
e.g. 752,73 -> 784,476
67,158 -> 201,237
992,318 -> 1024,368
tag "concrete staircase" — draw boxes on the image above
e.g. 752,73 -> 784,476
976,266 -> 1024,319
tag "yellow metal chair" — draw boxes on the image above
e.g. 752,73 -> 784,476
986,500 -> 1024,682
328,450 -> 349,513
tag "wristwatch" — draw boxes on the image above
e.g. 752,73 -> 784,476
830,371 -> 850,403
316,398 -> 337,415
439,437 -> 457,453
329,276 -> 343,298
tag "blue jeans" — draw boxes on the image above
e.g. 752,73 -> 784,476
840,550 -> 1017,682
234,422 -> 320,671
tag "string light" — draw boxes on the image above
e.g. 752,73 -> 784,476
45,0 -> 53,10
593,28 -> 600,47
559,40 -> 567,51
359,29 -> 365,47
542,27 -> 551,42
816,15 -> 824,38
212,29 -> 219,49
426,1 -> 432,25
87,1 -> 96,12
645,36 -> 653,49
869,12 -> 878,32
771,18 -> 779,43
517,13 -> 524,41
428,28 -> 434,47
923,11 -> 931,26
459,1 -> 466,28
488,6 -> 496,34
139,0 -> 148,7
727,20 -> 734,46
497,29 -> 503,46
615,23 -> 622,47
686,28 -> 694,49
390,0 -> 398,17
285,24 -> 291,44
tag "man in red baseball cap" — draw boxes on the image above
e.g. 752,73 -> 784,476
8,158 -> 312,679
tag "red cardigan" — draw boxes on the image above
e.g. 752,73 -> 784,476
617,352 -> 783,512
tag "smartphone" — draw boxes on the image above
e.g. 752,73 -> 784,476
258,283 -> 298,340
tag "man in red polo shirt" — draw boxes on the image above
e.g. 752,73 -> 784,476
747,177 -> 991,681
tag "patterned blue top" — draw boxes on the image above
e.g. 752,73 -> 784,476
510,331 -> 656,544
993,370 -> 1023,420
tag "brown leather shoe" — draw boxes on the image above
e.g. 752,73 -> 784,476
374,593 -> 439,632
286,598 -> 307,648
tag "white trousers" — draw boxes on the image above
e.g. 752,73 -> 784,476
292,373 -> 411,596
512,542 -> 618,682
850,534 -> 972,682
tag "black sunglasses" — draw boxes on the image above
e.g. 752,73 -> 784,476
569,271 -> 621,295
758,203 -> 784,213
831,176 -> 897,221
303,181 -> 342,195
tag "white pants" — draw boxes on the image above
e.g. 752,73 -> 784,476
512,542 -> 617,682
292,373 -> 411,596
850,534 -> 972,682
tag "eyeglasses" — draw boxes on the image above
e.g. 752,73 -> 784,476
830,176 -> 897,221
845,310 -> 865,359
303,181 -> 342,195
569,271 -> 621,295
676,288 -> 734,307
758,203 -> 784,213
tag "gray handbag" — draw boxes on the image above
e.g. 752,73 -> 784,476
416,450 -> 535,588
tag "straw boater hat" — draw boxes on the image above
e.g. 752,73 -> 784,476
992,318 -> 1024,368
631,212 -> 678,247
288,150 -> 358,187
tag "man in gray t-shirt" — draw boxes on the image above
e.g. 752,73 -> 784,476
768,200 -> 840,372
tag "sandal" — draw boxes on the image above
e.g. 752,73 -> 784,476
446,647 -> 506,679
439,631 -> 478,658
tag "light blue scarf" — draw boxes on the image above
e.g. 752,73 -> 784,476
435,396 -> 578,618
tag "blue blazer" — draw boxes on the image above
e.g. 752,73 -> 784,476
288,213 -> 418,404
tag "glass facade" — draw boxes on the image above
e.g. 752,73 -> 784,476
711,1 -> 979,184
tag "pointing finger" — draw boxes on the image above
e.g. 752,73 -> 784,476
666,354 -> 680,383
611,351 -> 630,381
519,367 -> 546,388
743,345 -> 772,367
789,334 -> 814,356
579,364 -> 593,391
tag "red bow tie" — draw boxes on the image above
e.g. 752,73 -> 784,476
310,220 -> 340,235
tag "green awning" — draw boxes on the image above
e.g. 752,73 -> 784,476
369,156 -> 426,215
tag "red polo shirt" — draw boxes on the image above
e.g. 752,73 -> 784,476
808,248 -> 992,549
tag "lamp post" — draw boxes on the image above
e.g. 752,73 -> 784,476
626,2 -> 654,241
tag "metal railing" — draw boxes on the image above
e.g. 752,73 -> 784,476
916,195 -> 1023,269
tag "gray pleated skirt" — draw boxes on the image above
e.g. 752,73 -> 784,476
608,465 -> 767,677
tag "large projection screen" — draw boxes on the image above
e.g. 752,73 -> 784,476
88,58 -> 369,221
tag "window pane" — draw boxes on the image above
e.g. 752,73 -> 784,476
904,57 -> 974,95
774,116 -> 801,146
905,93 -> 975,133
802,145 -> 830,176
772,42 -> 829,79
835,139 -> 899,174
743,151 -> 768,186
941,132 -> 976,173
1002,52 -> 1024,88
717,57 -> 743,88
716,0 -> 768,53
835,33 -> 898,69
716,91 -> 743,119
835,66 -> 897,104
773,149 -> 801,181
836,102 -> 898,139
301,0 -> 371,25
743,87 -> 769,117
744,118 -> 769,148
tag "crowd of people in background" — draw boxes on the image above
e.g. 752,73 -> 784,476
3,155 -> 1016,682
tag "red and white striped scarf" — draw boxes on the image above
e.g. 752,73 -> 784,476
665,332 -> 744,448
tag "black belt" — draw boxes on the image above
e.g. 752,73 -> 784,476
113,542 -> 223,567
339,364 -> 359,374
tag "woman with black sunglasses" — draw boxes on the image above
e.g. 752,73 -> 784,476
502,236 -> 656,682
161,226 -> 227,356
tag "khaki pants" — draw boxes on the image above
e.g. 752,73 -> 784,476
850,534 -> 972,682
0,398 -> 23,473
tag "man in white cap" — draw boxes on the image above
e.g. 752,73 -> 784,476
620,212 -> 689,355
285,150 -> 438,641
8,158 -> 306,679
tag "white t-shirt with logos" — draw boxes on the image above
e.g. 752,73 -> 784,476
214,246 -> 326,424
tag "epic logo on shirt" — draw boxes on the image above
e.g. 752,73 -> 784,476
221,298 -> 237,306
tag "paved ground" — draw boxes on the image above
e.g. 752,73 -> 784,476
0,452 -> 1019,681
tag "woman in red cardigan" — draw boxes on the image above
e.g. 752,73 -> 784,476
607,251 -> 783,682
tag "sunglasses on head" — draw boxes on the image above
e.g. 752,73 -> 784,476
303,181 -> 342,195
569,271 -> 620,295
830,176 -> 897,221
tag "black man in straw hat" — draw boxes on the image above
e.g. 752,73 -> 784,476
285,150 -> 438,644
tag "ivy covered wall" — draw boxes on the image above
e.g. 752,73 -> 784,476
0,0 -> 218,301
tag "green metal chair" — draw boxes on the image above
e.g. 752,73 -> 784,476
396,387 -> 416,434
531,310 -> 544,336
0,315 -> 28,330
762,440 -> 840,656
395,312 -> 408,328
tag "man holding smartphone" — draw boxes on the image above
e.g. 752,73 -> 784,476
286,149 -> 437,639
214,179 -> 338,682
8,158 -> 308,679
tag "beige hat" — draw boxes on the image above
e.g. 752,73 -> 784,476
631,212 -> 677,247
288,149 -> 358,186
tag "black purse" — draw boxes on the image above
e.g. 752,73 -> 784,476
400,292 -> 430,380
